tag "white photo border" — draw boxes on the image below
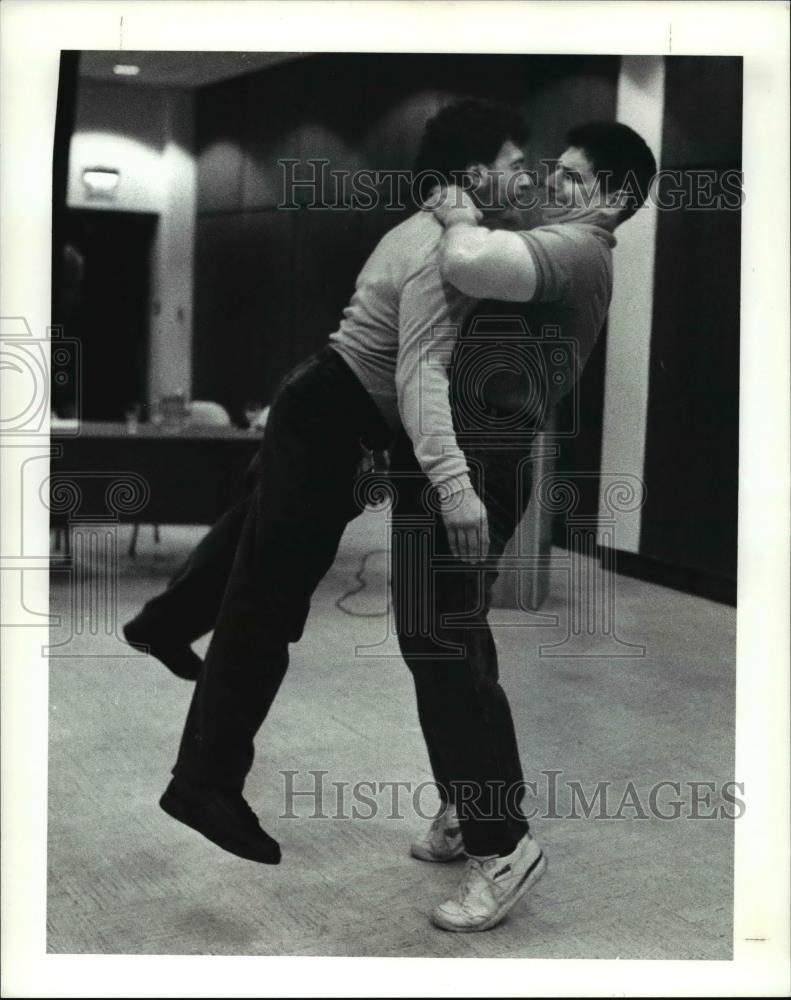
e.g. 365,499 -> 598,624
1,1 -> 789,996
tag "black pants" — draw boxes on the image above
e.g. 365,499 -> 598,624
389,430 -> 535,856
131,498 -> 251,650
137,347 -> 535,855
172,347 -> 392,790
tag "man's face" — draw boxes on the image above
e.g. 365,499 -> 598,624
474,139 -> 531,213
547,146 -> 600,208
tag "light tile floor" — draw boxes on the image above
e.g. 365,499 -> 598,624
47,511 -> 735,957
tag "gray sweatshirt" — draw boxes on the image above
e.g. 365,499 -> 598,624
329,210 -> 476,496
329,204 -> 617,497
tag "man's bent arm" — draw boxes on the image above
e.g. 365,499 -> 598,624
439,215 -> 539,302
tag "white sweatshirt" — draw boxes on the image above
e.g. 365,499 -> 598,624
329,210 -> 476,496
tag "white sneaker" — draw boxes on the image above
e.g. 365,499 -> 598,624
410,802 -> 465,862
430,832 -> 547,932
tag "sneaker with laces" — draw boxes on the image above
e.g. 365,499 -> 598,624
430,831 -> 547,931
410,802 -> 465,862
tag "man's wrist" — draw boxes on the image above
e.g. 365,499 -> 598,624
435,474 -> 474,506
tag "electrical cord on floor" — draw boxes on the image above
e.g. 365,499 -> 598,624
334,548 -> 390,617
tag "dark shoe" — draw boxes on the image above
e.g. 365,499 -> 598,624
159,777 -> 281,865
123,618 -> 202,681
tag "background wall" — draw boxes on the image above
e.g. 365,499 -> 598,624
598,56 -> 665,555
598,56 -> 742,602
148,89 -> 196,403
61,52 -> 741,601
66,78 -> 196,403
67,80 -> 168,213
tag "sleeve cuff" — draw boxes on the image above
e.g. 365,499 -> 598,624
516,231 -> 547,300
433,472 -> 474,503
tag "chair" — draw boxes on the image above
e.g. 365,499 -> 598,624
128,400 -> 232,557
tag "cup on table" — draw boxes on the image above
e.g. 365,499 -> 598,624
124,403 -> 142,434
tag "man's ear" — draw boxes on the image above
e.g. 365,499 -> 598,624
464,162 -> 488,190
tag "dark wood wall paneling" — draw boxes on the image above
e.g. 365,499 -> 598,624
193,53 -> 742,602
640,57 -> 742,599
192,53 -> 620,423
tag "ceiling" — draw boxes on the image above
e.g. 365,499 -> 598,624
78,51 -> 306,89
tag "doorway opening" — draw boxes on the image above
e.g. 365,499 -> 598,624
54,209 -> 158,421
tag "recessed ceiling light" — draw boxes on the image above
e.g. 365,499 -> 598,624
113,64 -> 140,76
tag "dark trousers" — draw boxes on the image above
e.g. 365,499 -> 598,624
132,498 -> 251,650
389,430 -> 535,857
136,347 -> 535,856
172,347 -> 392,790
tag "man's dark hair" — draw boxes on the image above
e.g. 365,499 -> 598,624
565,121 -> 657,219
413,98 -> 528,200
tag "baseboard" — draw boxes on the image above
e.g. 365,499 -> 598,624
595,546 -> 737,606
